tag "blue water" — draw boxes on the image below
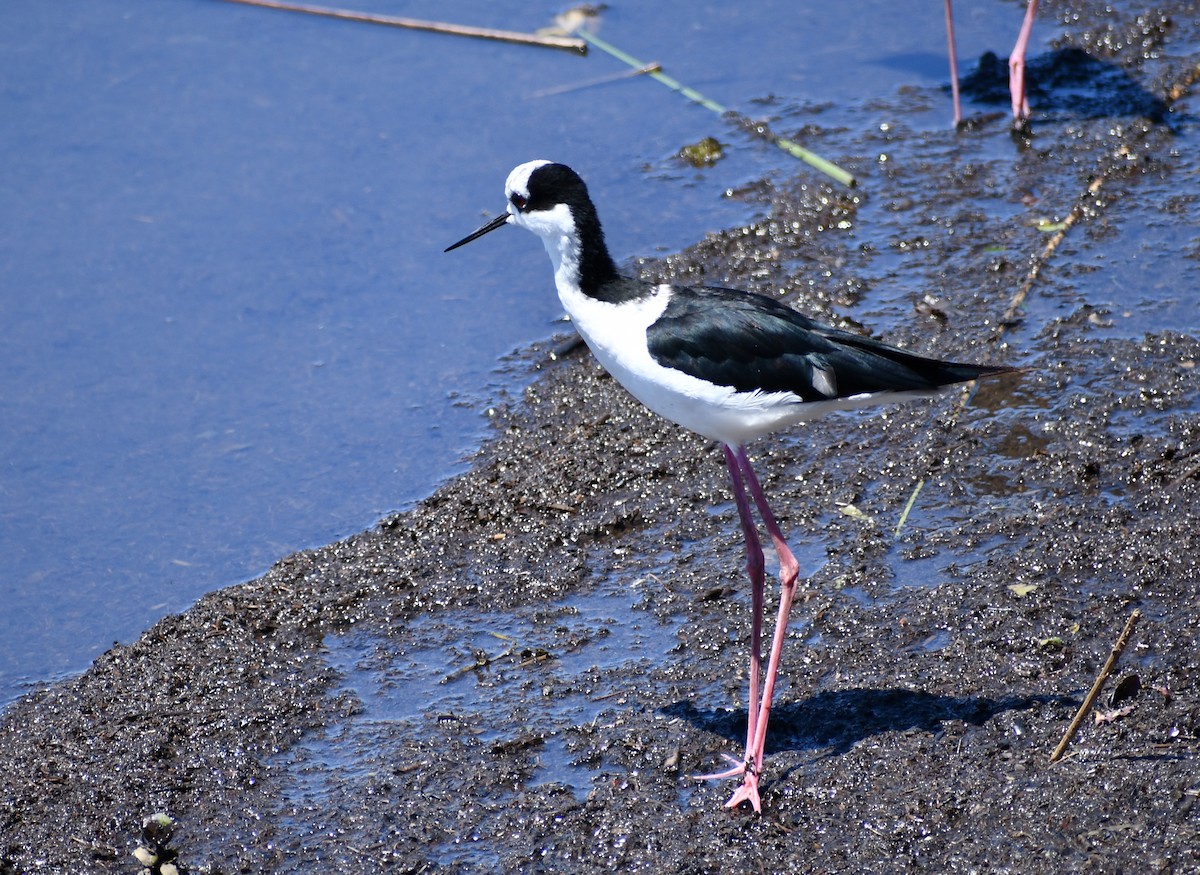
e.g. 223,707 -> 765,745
0,0 -> 1046,706
283,573 -> 688,811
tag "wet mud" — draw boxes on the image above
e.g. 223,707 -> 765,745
3,3 -> 1200,872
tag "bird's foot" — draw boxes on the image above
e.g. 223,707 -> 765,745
693,755 -> 763,813
1010,113 -> 1033,141
723,770 -> 763,813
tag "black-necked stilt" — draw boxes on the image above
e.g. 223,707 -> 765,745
446,160 -> 1019,813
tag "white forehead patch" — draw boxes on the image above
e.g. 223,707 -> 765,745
505,159 -> 554,198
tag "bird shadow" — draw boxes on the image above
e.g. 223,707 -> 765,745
665,687 -> 1077,757
959,47 -> 1172,126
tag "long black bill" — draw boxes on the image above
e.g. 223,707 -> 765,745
444,212 -> 509,252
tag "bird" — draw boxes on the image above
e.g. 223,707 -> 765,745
944,0 -> 1039,129
445,160 -> 1019,812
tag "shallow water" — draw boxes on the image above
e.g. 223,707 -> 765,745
281,566 -> 688,824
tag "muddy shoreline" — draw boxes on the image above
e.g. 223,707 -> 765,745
3,5 -> 1200,872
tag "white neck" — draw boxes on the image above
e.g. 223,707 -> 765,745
515,202 -> 583,293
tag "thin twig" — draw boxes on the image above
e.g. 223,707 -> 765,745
530,62 -> 662,99
995,175 -> 1107,340
219,0 -> 588,53
442,632 -> 517,682
1050,608 -> 1142,763
893,477 -> 925,537
571,29 -> 856,188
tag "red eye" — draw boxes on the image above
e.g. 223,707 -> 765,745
510,193 -> 527,211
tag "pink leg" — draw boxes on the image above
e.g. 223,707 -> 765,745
1009,0 -> 1038,124
693,445 -> 765,785
944,0 -> 962,127
728,446 -> 767,772
723,447 -> 800,811
695,446 -> 801,812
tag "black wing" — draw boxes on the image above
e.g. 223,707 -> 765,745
646,285 -> 1011,401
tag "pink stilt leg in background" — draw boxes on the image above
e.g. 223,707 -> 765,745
943,0 -> 1038,129
944,0 -> 963,127
1009,0 -> 1039,125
